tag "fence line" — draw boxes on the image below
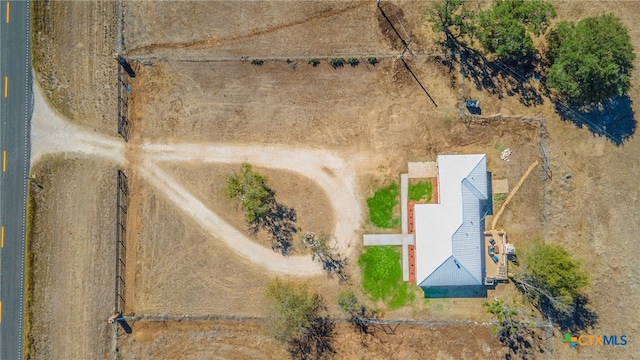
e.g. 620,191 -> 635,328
125,51 -> 448,63
122,314 -> 553,329
115,0 -> 130,142
116,66 -> 130,141
115,170 -> 128,315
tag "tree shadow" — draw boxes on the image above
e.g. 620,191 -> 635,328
544,294 -> 598,333
553,95 -> 636,146
305,233 -> 350,283
459,48 -> 546,106
287,315 -> 336,360
313,249 -> 349,283
249,197 -> 297,256
501,325 -> 544,360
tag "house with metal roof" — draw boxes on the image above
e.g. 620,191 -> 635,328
414,154 -> 492,297
363,154 -> 496,298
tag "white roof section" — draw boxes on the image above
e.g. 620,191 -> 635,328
414,154 -> 488,287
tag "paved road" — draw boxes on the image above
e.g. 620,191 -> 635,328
0,1 -> 32,359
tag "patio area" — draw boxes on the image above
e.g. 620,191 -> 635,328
484,230 -> 509,282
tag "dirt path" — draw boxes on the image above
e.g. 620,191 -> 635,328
30,79 -> 125,166
31,80 -> 361,276
491,160 -> 539,230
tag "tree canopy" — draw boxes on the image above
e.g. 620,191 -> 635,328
511,241 -> 589,316
266,279 -> 335,359
226,163 -> 297,255
547,14 -> 635,104
476,0 -> 556,62
225,163 -> 272,223
425,0 -> 476,50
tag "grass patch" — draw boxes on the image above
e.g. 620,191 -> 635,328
408,181 -> 433,202
366,183 -> 399,229
493,193 -> 506,202
493,143 -> 506,152
23,183 -> 36,360
358,246 -> 414,309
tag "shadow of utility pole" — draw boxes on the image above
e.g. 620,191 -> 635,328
377,2 -> 437,107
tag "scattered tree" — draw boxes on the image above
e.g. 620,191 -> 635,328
225,163 -> 272,223
304,232 -> 349,283
476,0 -> 556,62
226,163 -> 297,255
337,289 -> 374,335
309,58 -> 321,67
266,279 -> 335,359
367,57 -> 379,66
484,299 -> 542,357
547,14 -> 635,104
511,241 -> 589,318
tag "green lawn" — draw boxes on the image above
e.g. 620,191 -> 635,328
358,246 -> 414,309
366,183 -> 399,229
408,180 -> 433,202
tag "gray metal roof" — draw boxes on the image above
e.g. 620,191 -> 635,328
416,155 -> 489,288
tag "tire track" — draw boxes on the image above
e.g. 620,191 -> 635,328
32,79 -> 361,276
126,3 -> 367,54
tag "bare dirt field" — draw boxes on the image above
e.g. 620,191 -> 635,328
31,0 -> 117,135
27,155 -> 117,360
118,320 -> 505,360
27,0 -> 640,359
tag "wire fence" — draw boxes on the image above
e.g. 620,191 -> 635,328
116,66 -> 130,142
115,170 -> 128,315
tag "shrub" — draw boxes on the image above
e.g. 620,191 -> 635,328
308,58 -> 321,67
347,57 -> 360,67
329,57 -> 345,69
251,59 -> 264,66
367,57 -> 379,66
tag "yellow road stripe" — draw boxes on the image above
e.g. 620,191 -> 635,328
1,226 -> 4,248
3,76 -> 7,98
6,2 -> 9,23
2,150 -> 6,172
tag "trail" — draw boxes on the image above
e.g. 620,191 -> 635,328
491,160 -> 539,230
31,80 -> 361,276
